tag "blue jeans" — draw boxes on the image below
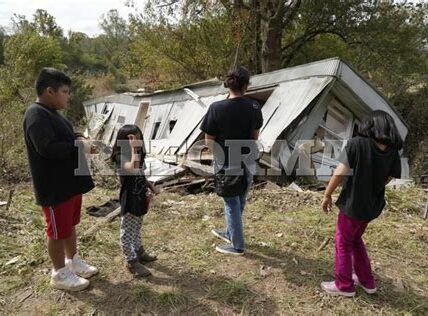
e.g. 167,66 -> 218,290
223,172 -> 253,251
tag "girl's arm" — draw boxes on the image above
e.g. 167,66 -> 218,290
123,135 -> 143,174
322,163 -> 349,213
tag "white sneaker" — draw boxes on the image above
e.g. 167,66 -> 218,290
321,281 -> 356,297
352,273 -> 377,294
50,266 -> 89,291
66,254 -> 98,278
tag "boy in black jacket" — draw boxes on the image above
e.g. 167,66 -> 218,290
23,68 -> 97,291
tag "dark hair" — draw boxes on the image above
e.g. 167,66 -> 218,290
224,66 -> 250,93
110,124 -> 145,163
35,67 -> 71,96
358,110 -> 403,150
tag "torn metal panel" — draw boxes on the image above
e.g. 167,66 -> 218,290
143,102 -> 174,141
175,94 -> 227,155
88,106 -> 114,139
337,62 -> 408,139
259,76 -> 334,152
249,58 -> 340,88
144,157 -> 186,183
160,99 -> 205,154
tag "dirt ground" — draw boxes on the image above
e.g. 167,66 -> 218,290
1,183 -> 427,315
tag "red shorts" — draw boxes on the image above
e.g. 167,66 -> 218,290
42,194 -> 82,240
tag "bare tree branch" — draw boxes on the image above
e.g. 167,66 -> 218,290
281,29 -> 348,66
157,0 -> 180,8
281,0 -> 301,27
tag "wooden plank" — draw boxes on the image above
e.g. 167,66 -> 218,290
163,179 -> 207,191
82,207 -> 121,239
182,160 -> 214,176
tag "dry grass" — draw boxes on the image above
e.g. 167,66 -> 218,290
0,183 -> 427,315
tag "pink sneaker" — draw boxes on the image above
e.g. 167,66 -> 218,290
321,281 -> 356,297
352,273 -> 377,294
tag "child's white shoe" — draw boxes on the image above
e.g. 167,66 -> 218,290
352,273 -> 377,294
321,281 -> 356,297
66,253 -> 98,278
51,266 -> 89,291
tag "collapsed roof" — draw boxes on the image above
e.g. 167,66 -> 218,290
83,57 -> 409,183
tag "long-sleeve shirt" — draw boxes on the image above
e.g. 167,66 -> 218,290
23,102 -> 94,206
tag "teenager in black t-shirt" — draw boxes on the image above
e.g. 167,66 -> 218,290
201,66 -> 263,255
320,110 -> 403,297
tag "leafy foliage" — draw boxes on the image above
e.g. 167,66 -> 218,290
0,2 -> 427,181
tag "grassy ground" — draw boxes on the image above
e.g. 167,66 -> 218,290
0,183 -> 427,315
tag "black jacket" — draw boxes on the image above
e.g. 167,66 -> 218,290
23,102 -> 94,206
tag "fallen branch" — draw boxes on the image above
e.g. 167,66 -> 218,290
163,179 -> 207,192
317,237 -> 330,252
252,181 -> 268,190
6,189 -> 14,211
81,206 -> 121,240
161,178 -> 189,188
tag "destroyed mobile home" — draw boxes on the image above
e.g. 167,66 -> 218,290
83,57 -> 410,187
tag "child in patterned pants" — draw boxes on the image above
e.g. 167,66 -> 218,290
111,125 -> 159,277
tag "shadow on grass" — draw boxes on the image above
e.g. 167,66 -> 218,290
68,260 -> 278,315
245,244 -> 428,314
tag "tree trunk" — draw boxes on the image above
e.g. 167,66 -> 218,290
258,0 -> 301,73
260,16 -> 282,72
221,0 -> 301,73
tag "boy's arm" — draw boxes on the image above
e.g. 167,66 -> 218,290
27,119 -> 87,160
322,163 -> 349,213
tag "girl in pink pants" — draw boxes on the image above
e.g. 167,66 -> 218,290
321,110 -> 403,297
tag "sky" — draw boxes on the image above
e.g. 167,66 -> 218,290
0,0 -> 144,36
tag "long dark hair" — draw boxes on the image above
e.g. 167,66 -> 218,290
358,110 -> 403,150
110,124 -> 145,163
224,66 -> 250,93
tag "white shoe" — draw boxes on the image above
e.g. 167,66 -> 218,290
321,281 -> 356,297
352,273 -> 377,294
51,266 -> 89,291
66,254 -> 98,278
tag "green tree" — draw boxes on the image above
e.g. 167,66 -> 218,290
0,27 -> 6,65
0,30 -> 63,181
99,9 -> 130,86
0,9 -> 95,181
131,0 -> 302,73
64,73 -> 94,124
128,10 -> 238,87
31,9 -> 64,38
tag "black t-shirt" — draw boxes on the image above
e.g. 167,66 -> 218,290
200,97 -> 263,169
336,136 -> 401,221
23,102 -> 94,206
113,148 -> 149,216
